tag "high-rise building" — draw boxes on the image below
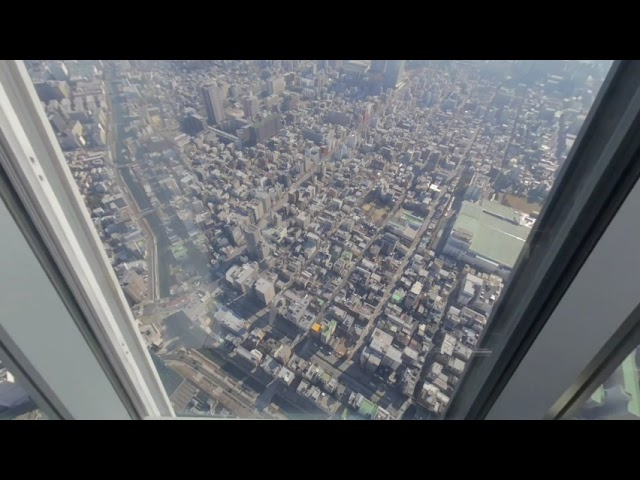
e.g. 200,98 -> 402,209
250,200 -> 264,222
256,192 -> 272,214
47,61 -> 69,81
320,320 -> 337,345
202,85 -> 225,125
242,95 -> 259,120
182,113 -> 208,135
267,76 -> 286,96
34,81 -> 70,102
248,114 -> 282,146
254,277 -> 276,306
122,270 -> 147,304
404,281 -> 423,309
269,297 -> 283,325
370,60 -> 387,74
244,224 -> 262,257
256,240 -> 270,261
282,92 -> 299,112
384,60 -> 406,89
464,172 -> 491,203
380,232 -> 399,256
224,223 -> 245,247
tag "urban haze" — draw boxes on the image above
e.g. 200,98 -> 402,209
23,59 -> 611,419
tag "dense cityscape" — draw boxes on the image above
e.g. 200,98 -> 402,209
6,59 -> 630,420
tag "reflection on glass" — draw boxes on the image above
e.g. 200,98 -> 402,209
573,347 -> 640,420
0,362 -> 47,420
26,60 -> 611,419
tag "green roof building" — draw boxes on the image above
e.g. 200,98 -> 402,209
391,290 -> 405,304
171,244 -> 189,261
320,320 -> 337,344
443,200 -> 531,278
358,398 -> 378,418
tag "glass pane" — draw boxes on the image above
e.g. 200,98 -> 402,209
571,347 -> 640,420
0,361 -> 48,420
25,60 -> 611,419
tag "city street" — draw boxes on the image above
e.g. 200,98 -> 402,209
31,59 -> 601,419
105,70 -> 161,301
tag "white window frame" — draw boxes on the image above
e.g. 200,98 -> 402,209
0,60 -> 173,419
2,58 -> 639,420
0,185 -> 130,419
486,176 -> 640,419
447,60 -> 640,420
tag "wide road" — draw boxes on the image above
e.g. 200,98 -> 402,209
104,66 -> 161,301
302,70 -> 479,404
501,86 -> 527,169
318,188 -> 410,323
272,179 -> 383,351
347,185 -> 449,362
314,76 -> 471,366
337,73 -> 478,359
